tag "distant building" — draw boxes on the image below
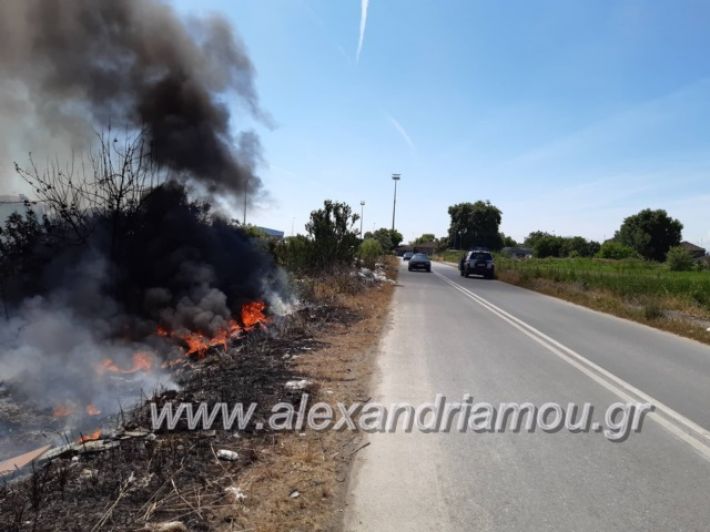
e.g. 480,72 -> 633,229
256,226 -> 284,240
679,241 -> 706,259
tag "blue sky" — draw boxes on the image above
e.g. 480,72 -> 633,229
172,0 -> 710,246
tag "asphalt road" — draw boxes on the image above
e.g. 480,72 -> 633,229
345,260 -> 710,531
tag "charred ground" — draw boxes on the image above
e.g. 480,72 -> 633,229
0,272 -> 391,531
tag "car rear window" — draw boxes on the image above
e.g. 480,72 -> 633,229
471,252 -> 492,260
412,254 -> 428,259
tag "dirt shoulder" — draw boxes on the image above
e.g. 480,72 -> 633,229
216,277 -> 394,531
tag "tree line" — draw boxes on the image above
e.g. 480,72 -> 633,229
273,197 -> 696,274
440,201 -> 696,266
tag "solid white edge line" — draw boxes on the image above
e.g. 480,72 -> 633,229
432,267 -> 710,461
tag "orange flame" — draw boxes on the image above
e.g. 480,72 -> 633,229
180,320 -> 240,358
79,429 -> 101,443
86,404 -> 101,416
52,403 -> 75,418
96,351 -> 156,375
242,300 -> 267,329
156,301 -> 266,359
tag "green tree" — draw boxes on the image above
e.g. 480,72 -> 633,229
524,231 -> 552,249
365,228 -> 403,251
615,209 -> 683,261
533,235 -> 565,258
413,233 -> 436,245
666,246 -> 695,271
305,200 -> 360,269
500,233 -> 517,247
434,236 -> 449,252
447,201 -> 503,250
561,236 -> 599,258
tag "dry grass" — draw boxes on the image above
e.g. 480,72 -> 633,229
216,261 -> 396,531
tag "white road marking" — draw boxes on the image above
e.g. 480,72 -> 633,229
433,267 -> 710,461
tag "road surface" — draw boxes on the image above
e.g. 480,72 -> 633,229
345,260 -> 710,531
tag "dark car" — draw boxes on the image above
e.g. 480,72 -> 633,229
402,251 -> 414,261
408,253 -> 431,272
459,250 -> 495,279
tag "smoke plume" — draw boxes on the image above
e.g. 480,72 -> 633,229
0,0 -> 263,196
0,2 -> 293,456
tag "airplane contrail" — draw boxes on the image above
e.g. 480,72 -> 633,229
356,0 -> 369,63
387,114 -> 416,152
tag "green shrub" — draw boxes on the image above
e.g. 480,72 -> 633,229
666,246 -> 695,272
275,235 -> 312,272
305,200 -> 360,269
597,241 -> 638,260
358,238 -> 383,269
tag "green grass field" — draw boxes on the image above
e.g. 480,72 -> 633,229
495,256 -> 710,311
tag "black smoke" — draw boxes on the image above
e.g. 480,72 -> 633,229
0,0 -> 264,195
0,1 -> 289,443
0,181 -> 289,428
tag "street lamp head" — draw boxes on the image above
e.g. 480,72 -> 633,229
392,173 -> 401,181
360,200 -> 365,206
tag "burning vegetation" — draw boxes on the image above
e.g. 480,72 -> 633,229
0,0 -> 399,530
0,0 -> 289,443
0,0 -> 286,462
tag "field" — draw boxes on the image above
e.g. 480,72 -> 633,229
493,256 -> 710,344
495,257 -> 710,311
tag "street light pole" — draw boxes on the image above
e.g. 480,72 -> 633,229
360,201 -> 365,236
391,173 -> 401,231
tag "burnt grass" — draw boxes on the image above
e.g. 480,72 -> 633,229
0,302 -> 362,531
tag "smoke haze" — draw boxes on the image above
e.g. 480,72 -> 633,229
0,0 -> 264,196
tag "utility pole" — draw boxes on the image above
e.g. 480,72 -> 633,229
360,201 -> 365,236
391,173 -> 401,231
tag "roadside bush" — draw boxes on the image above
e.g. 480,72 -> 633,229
305,200 -> 360,270
276,200 -> 361,274
275,235 -> 312,273
597,241 -> 638,260
666,246 -> 695,272
358,238 -> 383,269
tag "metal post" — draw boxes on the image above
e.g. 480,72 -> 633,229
391,173 -> 401,231
360,201 -> 365,236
